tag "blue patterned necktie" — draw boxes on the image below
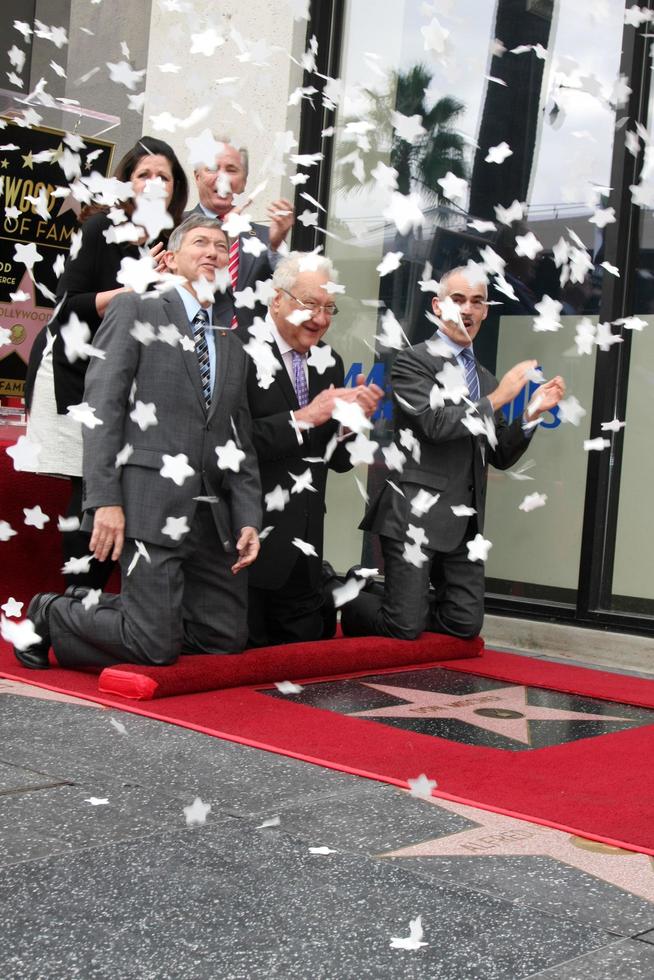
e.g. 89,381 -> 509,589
460,346 -> 480,402
291,350 -> 310,407
192,308 -> 211,407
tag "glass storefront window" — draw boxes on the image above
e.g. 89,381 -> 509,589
322,0 -> 625,607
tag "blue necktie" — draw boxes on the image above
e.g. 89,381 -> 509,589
192,308 -> 211,407
291,350 -> 310,408
460,346 -> 479,402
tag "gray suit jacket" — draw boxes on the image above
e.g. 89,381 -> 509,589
81,288 -> 262,550
362,343 -> 531,553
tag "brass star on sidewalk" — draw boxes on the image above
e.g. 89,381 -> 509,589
350,682 -> 631,745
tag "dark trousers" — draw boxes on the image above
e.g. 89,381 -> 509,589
49,505 -> 248,669
63,477 -> 115,590
341,533 -> 485,641
248,554 -> 328,647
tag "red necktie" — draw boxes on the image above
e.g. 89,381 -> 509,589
229,238 -> 239,330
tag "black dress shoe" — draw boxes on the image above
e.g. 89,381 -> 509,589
13,592 -> 61,669
65,585 -> 90,600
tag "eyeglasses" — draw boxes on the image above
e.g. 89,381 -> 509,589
280,288 -> 339,316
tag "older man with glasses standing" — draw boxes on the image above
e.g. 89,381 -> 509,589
245,253 -> 383,647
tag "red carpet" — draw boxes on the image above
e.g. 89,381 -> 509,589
1,639 -> 654,855
98,633 -> 482,699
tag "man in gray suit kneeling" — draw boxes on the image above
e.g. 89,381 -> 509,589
341,266 -> 565,643
14,215 -> 262,670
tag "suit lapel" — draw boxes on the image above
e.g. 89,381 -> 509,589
271,340 -> 299,410
162,290 -> 207,413
207,326 -> 230,422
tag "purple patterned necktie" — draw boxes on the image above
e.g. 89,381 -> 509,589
291,350 -> 309,407
460,346 -> 480,402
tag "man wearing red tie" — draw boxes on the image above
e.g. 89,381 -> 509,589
186,138 -> 295,336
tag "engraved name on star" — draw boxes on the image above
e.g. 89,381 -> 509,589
349,683 -> 631,745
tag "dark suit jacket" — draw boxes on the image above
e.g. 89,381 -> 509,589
185,204 -> 276,336
82,288 -> 262,550
362,343 -> 531,552
246,340 -> 352,589
25,212 -> 147,413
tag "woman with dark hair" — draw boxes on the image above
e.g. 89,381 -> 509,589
24,135 -> 189,590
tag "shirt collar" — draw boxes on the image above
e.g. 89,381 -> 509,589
174,284 -> 212,324
197,201 -> 218,219
435,328 -> 474,359
266,312 -> 297,357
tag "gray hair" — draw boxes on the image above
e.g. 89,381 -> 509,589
167,214 -> 226,253
272,253 -> 337,292
438,264 -> 488,299
194,135 -> 249,180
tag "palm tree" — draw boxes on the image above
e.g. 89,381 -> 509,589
337,63 -> 467,202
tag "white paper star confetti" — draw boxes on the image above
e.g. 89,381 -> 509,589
377,251 -> 403,277
403,541 -> 429,568
410,489 -> 440,517
57,515 -> 80,532
601,418 -> 626,433
613,315 -> 647,331
290,469 -> 317,495
256,815 -> 281,828
494,199 -> 524,225
308,846 -> 337,855
23,505 -> 50,529
518,492 -> 548,512
126,540 -> 151,577
292,537 -> 318,557
215,440 -> 246,472
129,401 -> 158,431
84,797 -> 109,806
62,555 -> 93,576
451,504 -> 476,517
390,916 -> 428,951
265,485 -> 290,512
116,255 -> 158,293
331,576 -> 366,609
382,443 -> 406,472
514,231 -> 543,260
110,717 -> 128,734
376,309 -> 408,350
466,533 -> 492,562
13,241 -> 43,269
106,61 -> 146,90
66,402 -> 103,429
391,111 -> 426,143
558,395 -> 587,426
190,28 -> 225,56
437,171 -> 468,203
533,294 -> 563,332
306,343 -> 336,374
1,614 -> 41,650
162,516 -> 190,541
6,436 -> 42,472
485,141 -> 513,164
160,453 -> 195,486
275,681 -> 303,694
1,597 -> 23,618
183,797 -> 211,826
407,774 -> 437,798
584,437 -> 611,451
331,398 -> 372,434
383,192 -> 425,235
346,433 -> 379,466
82,589 -> 101,610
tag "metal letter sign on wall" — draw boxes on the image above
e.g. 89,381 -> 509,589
0,118 -> 113,399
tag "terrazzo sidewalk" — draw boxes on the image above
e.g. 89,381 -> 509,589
1,663 -> 654,980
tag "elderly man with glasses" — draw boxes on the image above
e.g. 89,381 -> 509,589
245,253 -> 383,647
